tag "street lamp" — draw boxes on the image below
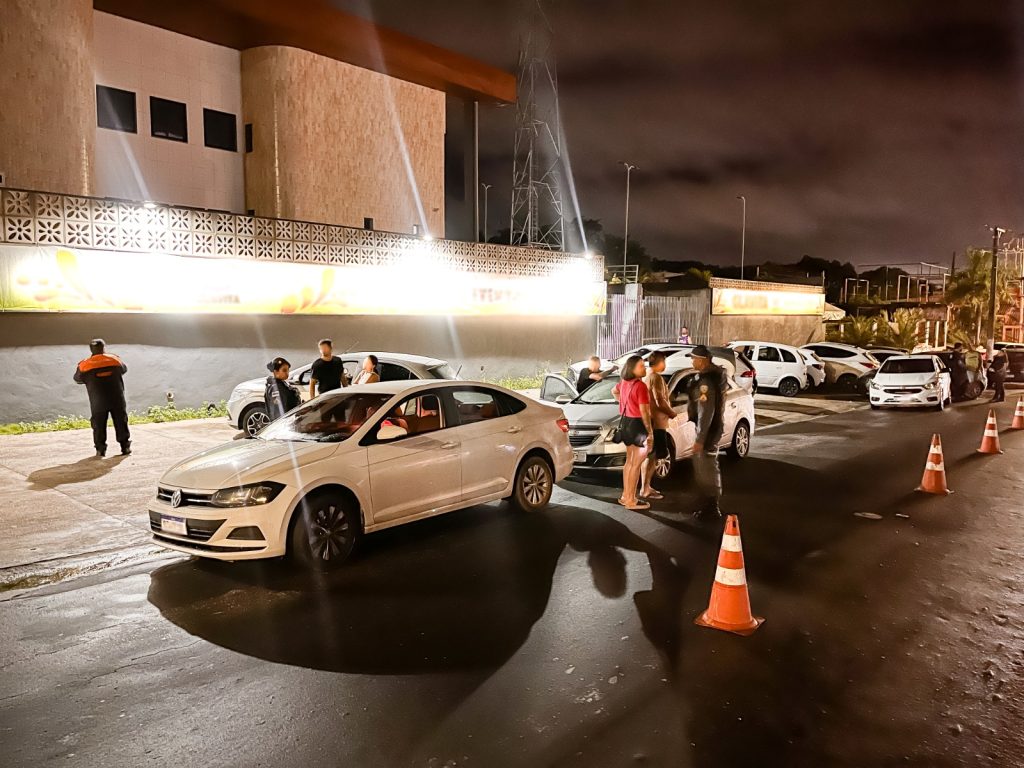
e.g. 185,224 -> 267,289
620,161 -> 636,270
480,183 -> 492,243
987,226 -> 1006,357
736,195 -> 747,280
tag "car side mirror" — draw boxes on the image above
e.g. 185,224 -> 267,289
555,394 -> 572,404
376,424 -> 408,442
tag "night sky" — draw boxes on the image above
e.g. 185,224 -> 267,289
338,0 -> 1024,267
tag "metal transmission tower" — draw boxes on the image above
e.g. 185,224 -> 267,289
509,6 -> 564,250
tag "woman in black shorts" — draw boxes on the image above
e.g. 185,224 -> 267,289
613,355 -> 654,510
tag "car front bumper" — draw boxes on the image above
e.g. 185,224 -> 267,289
869,388 -> 941,407
147,484 -> 295,561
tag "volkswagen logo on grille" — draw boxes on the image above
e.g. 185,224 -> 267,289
170,489 -> 183,508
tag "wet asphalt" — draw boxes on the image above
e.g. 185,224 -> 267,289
1,395 -> 1022,767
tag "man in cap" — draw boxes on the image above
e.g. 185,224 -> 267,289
74,339 -> 131,457
686,345 -> 727,520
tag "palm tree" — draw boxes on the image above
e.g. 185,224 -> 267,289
883,308 -> 926,350
946,248 -> 1013,345
828,314 -> 884,347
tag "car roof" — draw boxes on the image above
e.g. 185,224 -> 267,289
802,341 -> 862,351
882,354 -> 936,362
730,340 -> 799,349
325,379 -> 515,397
342,351 -> 447,366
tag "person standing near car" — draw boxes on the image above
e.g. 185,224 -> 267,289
612,355 -> 654,511
352,354 -> 381,385
309,338 -> 345,399
74,339 -> 131,458
577,356 -> 606,393
989,351 -> 1008,403
639,352 -> 676,502
949,342 -> 968,401
687,345 -> 727,521
265,357 -> 301,421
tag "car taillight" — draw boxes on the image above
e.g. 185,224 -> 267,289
741,369 -> 755,378
556,418 -> 569,433
814,364 -> 824,369
862,361 -> 877,370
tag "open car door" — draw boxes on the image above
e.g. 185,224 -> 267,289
540,373 -> 578,404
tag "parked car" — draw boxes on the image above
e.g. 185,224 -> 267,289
227,352 -> 459,437
800,342 -> 880,388
866,346 -> 909,365
868,354 -> 952,410
998,347 -> 1024,383
924,349 -> 988,399
799,348 -> 827,388
567,343 -> 689,383
539,359 -> 755,479
150,381 -> 572,570
662,346 -> 757,394
728,341 -> 808,397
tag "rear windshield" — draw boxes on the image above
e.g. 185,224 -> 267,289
880,358 -> 934,374
427,363 -> 457,380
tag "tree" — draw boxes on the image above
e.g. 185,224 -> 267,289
882,308 -> 926,350
827,314 -> 887,347
945,248 -> 1013,345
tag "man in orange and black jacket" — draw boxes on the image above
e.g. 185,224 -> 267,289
74,339 -> 131,457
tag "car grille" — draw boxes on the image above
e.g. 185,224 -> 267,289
156,487 -> 216,507
148,511 -> 225,542
883,387 -> 922,394
568,427 -> 601,447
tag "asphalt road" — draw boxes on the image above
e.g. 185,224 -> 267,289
1,396 -> 1022,767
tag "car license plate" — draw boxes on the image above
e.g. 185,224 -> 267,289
161,515 -> 187,536
573,450 -> 587,464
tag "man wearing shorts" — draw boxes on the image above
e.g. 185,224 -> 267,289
640,352 -> 676,500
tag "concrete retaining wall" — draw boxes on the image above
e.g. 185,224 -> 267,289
0,313 -> 595,422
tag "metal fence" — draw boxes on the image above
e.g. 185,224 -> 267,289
597,293 -> 708,358
0,187 -> 602,281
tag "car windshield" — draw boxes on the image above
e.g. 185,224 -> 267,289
576,376 -> 620,404
259,392 -> 393,442
427,363 -> 457,379
880,359 -> 934,375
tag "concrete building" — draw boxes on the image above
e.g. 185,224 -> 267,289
0,0 -> 603,422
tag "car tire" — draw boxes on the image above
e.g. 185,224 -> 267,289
778,377 -> 800,398
241,404 -> 271,438
726,420 -> 751,459
511,455 -> 554,512
654,437 -> 675,479
289,490 -> 360,571
966,381 -> 984,400
870,403 -> 880,410
837,373 -> 856,390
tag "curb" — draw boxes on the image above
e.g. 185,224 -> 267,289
0,543 -> 171,597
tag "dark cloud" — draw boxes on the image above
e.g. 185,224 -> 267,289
335,0 -> 1024,267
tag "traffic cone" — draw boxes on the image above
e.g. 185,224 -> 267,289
916,433 -> 952,495
695,515 -> 764,636
977,409 -> 1003,454
1012,397 -> 1024,430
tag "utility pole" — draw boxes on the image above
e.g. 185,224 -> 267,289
736,194 -> 747,280
620,162 -> 636,270
987,226 -> 1005,357
480,183 -> 492,242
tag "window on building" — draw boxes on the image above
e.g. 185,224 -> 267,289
150,96 -> 187,142
203,108 -> 237,151
96,85 -> 137,133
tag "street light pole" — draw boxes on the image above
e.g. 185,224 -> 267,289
987,226 -> 1005,357
620,162 -> 636,272
736,194 -> 747,280
480,183 -> 492,243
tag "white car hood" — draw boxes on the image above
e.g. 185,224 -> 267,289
561,401 -> 619,427
233,376 -> 266,395
874,372 -> 937,387
161,439 -> 338,490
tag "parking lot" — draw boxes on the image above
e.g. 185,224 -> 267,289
1,387 -> 1021,767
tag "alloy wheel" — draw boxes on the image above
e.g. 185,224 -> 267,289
734,424 -> 750,457
245,408 -> 270,437
309,503 -> 355,563
522,462 -> 552,507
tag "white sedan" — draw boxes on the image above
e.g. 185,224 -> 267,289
150,381 -> 573,570
868,354 -> 952,410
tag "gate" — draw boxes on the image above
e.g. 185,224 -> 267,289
597,292 -> 708,359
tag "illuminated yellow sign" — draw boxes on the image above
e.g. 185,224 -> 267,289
0,246 -> 606,316
711,287 -> 825,316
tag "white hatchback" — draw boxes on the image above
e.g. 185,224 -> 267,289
728,341 -> 809,397
868,355 -> 952,410
150,381 -> 573,570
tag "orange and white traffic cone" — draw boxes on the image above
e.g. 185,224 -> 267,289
916,433 -> 952,495
977,409 -> 1003,455
1011,397 -> 1024,430
694,515 -> 764,636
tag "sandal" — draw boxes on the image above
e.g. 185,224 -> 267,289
625,500 -> 651,511
641,490 -> 664,500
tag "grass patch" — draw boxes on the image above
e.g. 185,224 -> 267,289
485,375 -> 545,391
0,401 -> 228,436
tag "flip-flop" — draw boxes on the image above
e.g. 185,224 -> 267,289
641,491 -> 665,500
625,501 -> 651,511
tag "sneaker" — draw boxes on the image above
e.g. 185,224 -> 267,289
120,444 -> 132,456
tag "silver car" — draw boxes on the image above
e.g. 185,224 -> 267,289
227,352 -> 459,437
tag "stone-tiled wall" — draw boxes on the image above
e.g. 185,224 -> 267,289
0,0 -> 95,196
242,46 -> 446,237
92,12 -> 246,212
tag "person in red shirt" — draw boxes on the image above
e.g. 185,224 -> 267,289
74,339 -> 131,457
613,355 -> 654,510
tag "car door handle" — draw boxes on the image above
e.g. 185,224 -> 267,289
440,441 -> 458,450
506,425 -> 522,434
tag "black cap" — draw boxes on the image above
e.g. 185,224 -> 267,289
691,344 -> 710,358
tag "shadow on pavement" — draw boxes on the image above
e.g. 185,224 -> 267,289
26,454 -> 127,489
148,502 -> 693,677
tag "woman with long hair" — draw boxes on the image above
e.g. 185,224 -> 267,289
613,355 -> 654,510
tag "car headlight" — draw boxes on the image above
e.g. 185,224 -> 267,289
211,482 -> 285,507
922,381 -> 936,390
869,380 -> 880,390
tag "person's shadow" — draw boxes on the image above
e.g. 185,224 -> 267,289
26,454 -> 127,490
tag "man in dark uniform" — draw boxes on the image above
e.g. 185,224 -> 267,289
949,342 -> 969,401
686,345 -> 726,521
74,339 -> 131,457
989,351 -> 1008,403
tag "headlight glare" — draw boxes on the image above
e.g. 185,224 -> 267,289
212,482 -> 285,507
